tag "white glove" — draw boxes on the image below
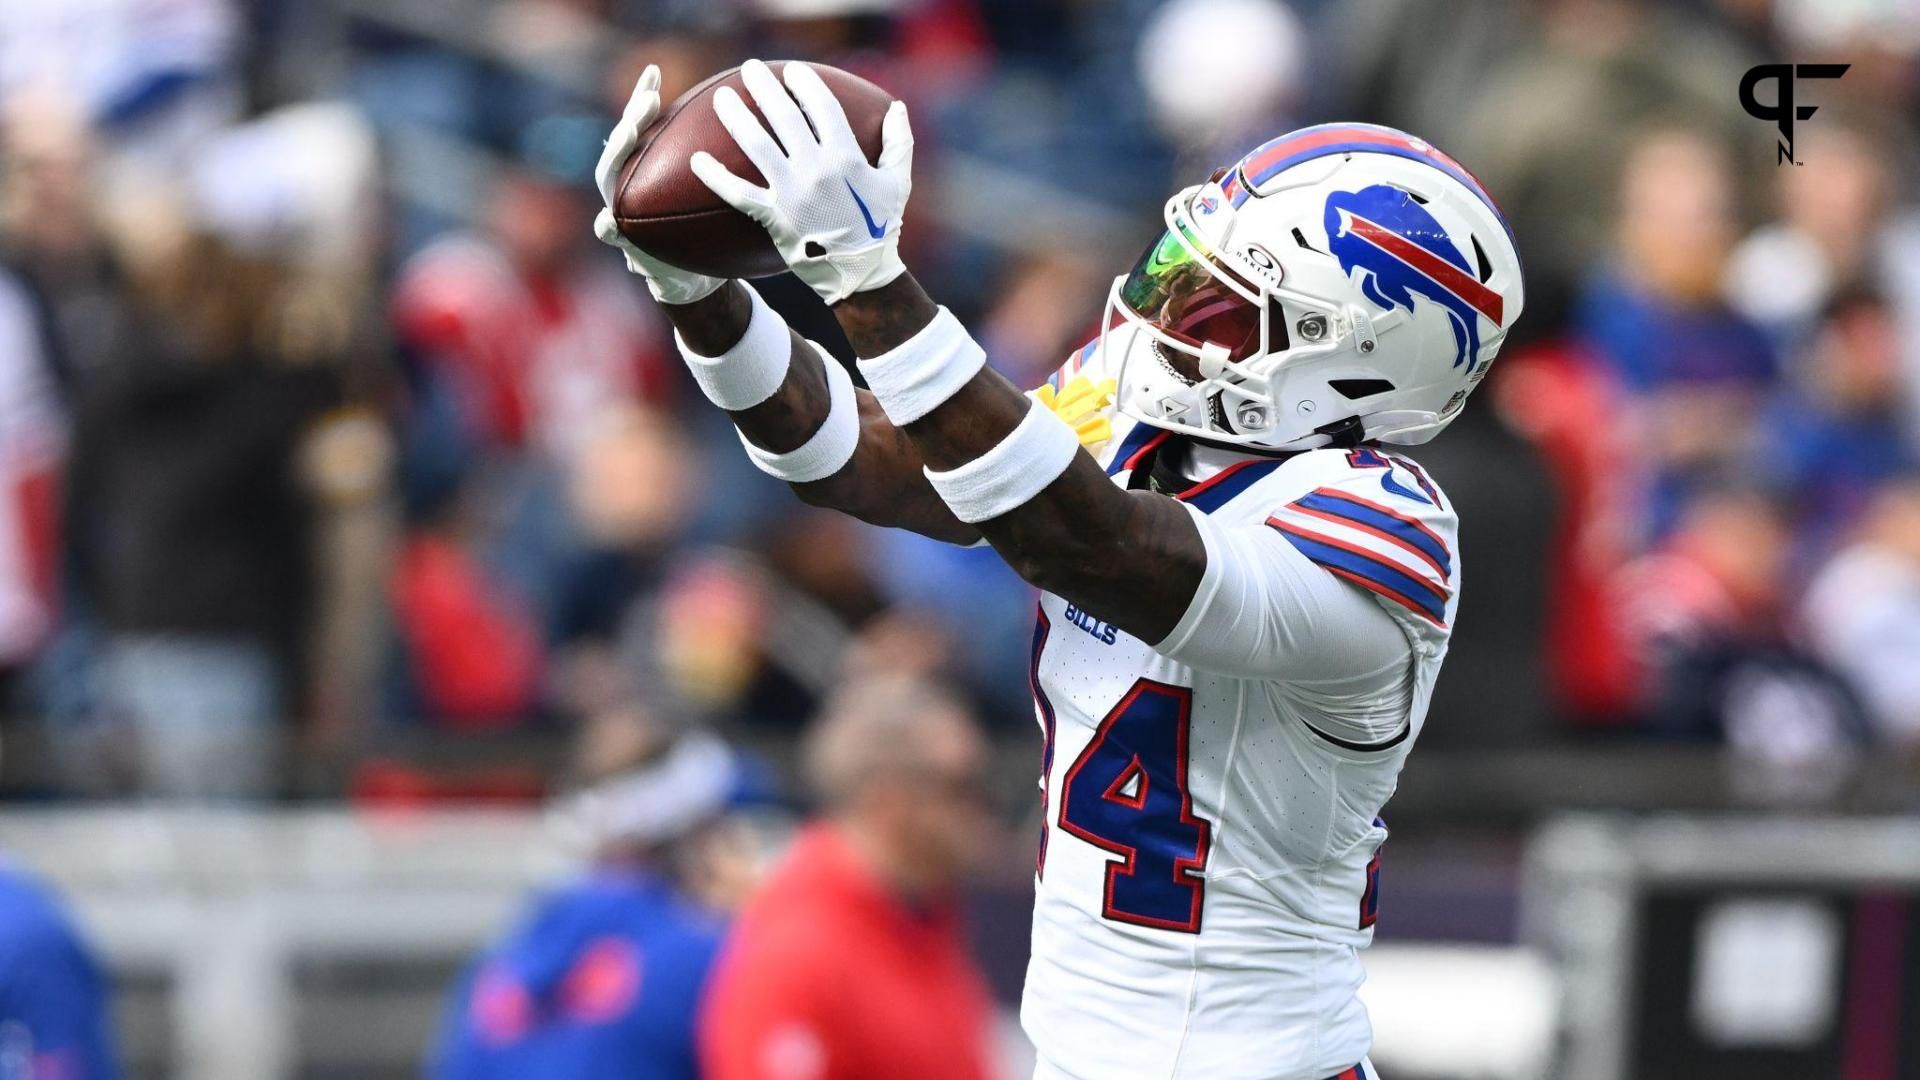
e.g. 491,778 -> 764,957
690,59 -> 913,305
593,64 -> 727,306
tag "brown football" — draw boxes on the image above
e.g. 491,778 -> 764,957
611,62 -> 894,280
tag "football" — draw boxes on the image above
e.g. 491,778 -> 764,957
610,61 -> 895,280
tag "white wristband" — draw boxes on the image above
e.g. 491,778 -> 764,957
739,342 -> 860,483
854,306 -> 986,426
676,286 -> 790,411
924,396 -> 1081,523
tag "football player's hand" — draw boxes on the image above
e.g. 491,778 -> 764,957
1034,374 -> 1117,451
593,65 -> 727,306
690,59 -> 913,306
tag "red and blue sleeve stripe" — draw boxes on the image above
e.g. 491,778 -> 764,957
1290,489 -> 1452,578
1267,519 -> 1449,626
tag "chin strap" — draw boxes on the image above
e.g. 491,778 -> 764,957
1314,415 -> 1368,449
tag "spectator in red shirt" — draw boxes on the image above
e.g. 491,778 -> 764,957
702,677 -> 998,1080
392,166 -> 672,466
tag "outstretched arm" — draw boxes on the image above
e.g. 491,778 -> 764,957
661,283 -> 977,544
688,59 -> 1207,642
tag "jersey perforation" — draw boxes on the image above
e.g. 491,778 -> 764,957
1167,679 -> 1252,1076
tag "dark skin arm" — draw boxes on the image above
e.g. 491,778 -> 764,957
831,275 -> 1207,644
662,282 -> 978,545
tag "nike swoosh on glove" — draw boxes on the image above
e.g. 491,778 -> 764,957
689,59 -> 913,306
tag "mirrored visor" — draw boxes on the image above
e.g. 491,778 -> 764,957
1117,219 -> 1268,363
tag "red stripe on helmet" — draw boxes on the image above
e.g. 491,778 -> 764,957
1344,213 -> 1504,325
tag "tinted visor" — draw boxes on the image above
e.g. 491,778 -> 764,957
1118,220 -> 1269,363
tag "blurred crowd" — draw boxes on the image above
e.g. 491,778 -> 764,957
0,0 -> 1917,805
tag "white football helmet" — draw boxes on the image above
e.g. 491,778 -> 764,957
1102,122 -> 1524,450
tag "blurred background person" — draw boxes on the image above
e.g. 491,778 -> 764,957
53,107 -> 389,799
1723,110 -> 1920,438
1494,123 -> 1774,728
0,855 -> 119,1079
1753,286 -> 1918,557
1571,126 -> 1777,545
1801,478 -> 1920,752
433,662 -> 771,1080
1458,0 -> 1759,334
702,676 -> 997,1080
381,131 -> 707,743
60,225 -> 340,799
0,0 -> 242,189
1724,113 -> 1918,339
0,92 -> 93,718
391,148 -> 672,471
0,91 -> 138,392
0,245 -> 61,707
1607,485 -> 1867,772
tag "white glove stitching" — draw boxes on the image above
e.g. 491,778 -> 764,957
591,65 -> 726,306
690,60 -> 913,305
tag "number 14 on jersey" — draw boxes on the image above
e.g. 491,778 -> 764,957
1032,612 -> 1213,933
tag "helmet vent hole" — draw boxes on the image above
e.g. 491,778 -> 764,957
1268,299 -> 1291,351
1471,235 -> 1493,282
1291,228 -> 1323,254
1329,378 -> 1396,400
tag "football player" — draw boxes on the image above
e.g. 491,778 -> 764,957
593,61 -> 1522,1080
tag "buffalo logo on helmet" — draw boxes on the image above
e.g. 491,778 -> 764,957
1324,185 -> 1505,370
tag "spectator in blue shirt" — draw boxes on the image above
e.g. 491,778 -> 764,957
0,862 -> 119,1080
1572,128 -> 1779,545
1754,288 -> 1917,557
433,666 -> 772,1080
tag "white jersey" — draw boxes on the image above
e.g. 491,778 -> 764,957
1020,347 -> 1459,1080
